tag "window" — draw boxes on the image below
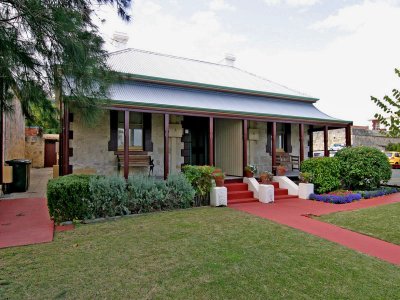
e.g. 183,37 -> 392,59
277,124 -> 286,150
117,112 -> 143,150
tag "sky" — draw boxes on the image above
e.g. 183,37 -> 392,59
94,0 -> 400,126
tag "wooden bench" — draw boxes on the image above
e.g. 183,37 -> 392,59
275,153 -> 300,171
115,151 -> 154,174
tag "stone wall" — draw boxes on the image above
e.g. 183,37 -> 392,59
71,112 -> 312,176
4,98 -> 25,161
25,133 -> 44,168
247,122 -> 308,173
70,110 -> 117,175
70,111 -> 184,177
313,127 -> 400,151
169,115 -> 184,175
25,132 -> 59,168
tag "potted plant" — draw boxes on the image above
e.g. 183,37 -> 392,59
244,165 -> 257,178
259,171 -> 273,184
276,165 -> 287,176
213,171 -> 225,187
298,172 -> 314,199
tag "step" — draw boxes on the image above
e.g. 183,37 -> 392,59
275,194 -> 299,200
228,198 -> 258,205
258,181 -> 280,188
228,190 -> 254,200
225,178 -> 243,184
225,183 -> 248,192
274,188 -> 288,196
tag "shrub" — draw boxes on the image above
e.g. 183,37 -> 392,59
87,176 -> 129,218
386,143 -> 400,152
335,146 -> 391,190
127,174 -> 195,213
47,174 -> 94,223
300,157 -> 341,194
182,165 -> 215,206
299,172 -> 313,184
127,175 -> 167,213
165,173 -> 196,209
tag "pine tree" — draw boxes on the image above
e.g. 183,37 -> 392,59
0,0 -> 131,123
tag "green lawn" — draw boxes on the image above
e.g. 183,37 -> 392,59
319,202 -> 400,245
1,207 -> 399,299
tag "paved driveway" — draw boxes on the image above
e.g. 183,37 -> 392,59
388,169 -> 400,186
2,168 -> 52,200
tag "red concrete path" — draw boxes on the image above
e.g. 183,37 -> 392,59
230,194 -> 400,266
0,198 -> 54,248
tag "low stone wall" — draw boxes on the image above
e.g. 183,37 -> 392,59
313,127 -> 400,151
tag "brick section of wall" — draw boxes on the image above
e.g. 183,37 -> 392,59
25,127 -> 41,137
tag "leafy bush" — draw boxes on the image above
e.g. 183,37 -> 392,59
335,146 -> 391,190
165,173 -> 196,209
127,174 -> 195,213
47,174 -> 94,223
87,176 -> 129,218
182,165 -> 215,205
299,172 -> 313,184
300,157 -> 341,194
48,173 -> 195,222
127,175 -> 167,213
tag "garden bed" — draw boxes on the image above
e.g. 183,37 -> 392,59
309,188 -> 398,204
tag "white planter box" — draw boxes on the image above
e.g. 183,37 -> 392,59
259,184 -> 274,203
210,187 -> 228,207
298,183 -> 314,200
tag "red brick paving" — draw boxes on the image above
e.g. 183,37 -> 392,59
0,198 -> 54,248
230,193 -> 400,266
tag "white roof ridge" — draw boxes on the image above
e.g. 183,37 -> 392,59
109,48 -> 234,69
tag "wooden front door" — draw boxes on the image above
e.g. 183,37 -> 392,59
215,119 -> 243,176
44,140 -> 57,167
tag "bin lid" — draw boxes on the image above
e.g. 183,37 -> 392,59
6,159 -> 32,164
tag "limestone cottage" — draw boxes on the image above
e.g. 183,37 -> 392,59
58,49 -> 352,179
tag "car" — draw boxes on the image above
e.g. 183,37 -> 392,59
329,143 -> 345,151
385,151 -> 400,166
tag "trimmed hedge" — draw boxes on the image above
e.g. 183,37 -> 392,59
300,157 -> 341,194
335,146 -> 391,190
48,173 -> 195,223
47,174 -> 93,223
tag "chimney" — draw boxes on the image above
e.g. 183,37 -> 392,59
112,32 -> 129,49
223,53 -> 236,67
371,119 -> 380,130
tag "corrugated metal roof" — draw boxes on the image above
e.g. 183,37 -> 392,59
109,81 -> 346,123
108,48 -> 316,101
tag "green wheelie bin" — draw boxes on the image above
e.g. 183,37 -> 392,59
6,159 -> 32,192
